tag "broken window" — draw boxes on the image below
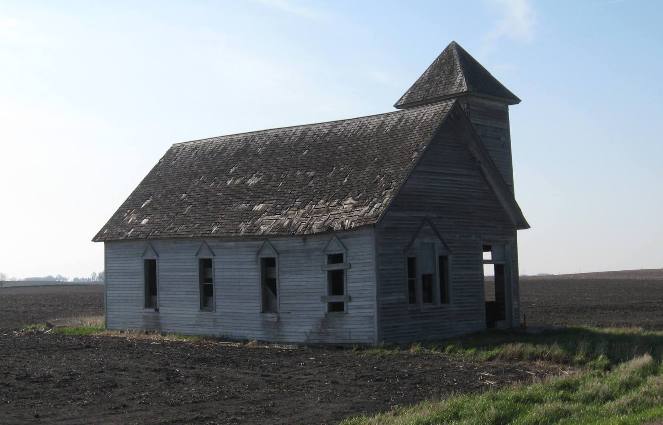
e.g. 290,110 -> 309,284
420,243 -> 435,304
144,259 -> 158,310
328,253 -> 344,265
422,274 -> 434,304
439,256 -> 450,304
407,242 -> 451,306
483,244 -> 492,262
199,258 -> 214,311
327,253 -> 346,312
407,257 -> 417,304
260,257 -> 278,313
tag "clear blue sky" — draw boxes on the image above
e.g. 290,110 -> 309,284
0,0 -> 661,278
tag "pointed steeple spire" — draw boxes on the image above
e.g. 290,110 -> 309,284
395,41 -> 520,109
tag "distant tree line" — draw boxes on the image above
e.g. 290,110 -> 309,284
0,271 -> 104,282
72,271 -> 105,282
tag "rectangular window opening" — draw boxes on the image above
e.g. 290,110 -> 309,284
327,253 -> 345,312
422,273 -> 434,304
327,253 -> 344,265
328,302 -> 345,312
439,256 -> 450,304
144,259 -> 158,310
329,270 -> 344,295
261,257 -> 278,313
407,257 -> 417,304
199,258 -> 214,311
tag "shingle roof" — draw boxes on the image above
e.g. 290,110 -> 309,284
395,41 -> 520,109
93,101 -> 456,242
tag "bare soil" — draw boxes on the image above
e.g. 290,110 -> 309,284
520,276 -> 663,329
0,330 -> 562,425
0,285 -> 103,331
1,273 -> 662,424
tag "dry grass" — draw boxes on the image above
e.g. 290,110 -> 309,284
20,321 -> 302,350
358,327 -> 663,370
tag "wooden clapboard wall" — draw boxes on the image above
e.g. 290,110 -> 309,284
459,96 -> 515,191
375,105 -> 521,344
104,227 -> 376,344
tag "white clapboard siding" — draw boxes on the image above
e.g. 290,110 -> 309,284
105,227 -> 376,344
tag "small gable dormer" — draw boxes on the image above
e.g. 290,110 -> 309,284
257,240 -> 278,258
142,242 -> 159,259
195,241 -> 216,259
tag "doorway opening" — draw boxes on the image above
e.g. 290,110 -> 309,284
483,244 -> 507,328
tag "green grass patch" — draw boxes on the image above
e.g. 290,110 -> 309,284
348,328 -> 663,424
342,354 -> 663,425
53,325 -> 105,336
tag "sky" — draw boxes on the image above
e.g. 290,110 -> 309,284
0,0 -> 662,278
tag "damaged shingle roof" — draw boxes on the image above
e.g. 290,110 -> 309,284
93,101 -> 455,242
395,41 -> 520,109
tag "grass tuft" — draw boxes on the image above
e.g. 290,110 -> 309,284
356,327 -> 663,370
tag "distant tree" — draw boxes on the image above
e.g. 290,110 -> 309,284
0,272 -> 6,281
24,274 -> 69,282
70,271 -> 105,283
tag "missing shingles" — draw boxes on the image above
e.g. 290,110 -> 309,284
247,174 -> 263,185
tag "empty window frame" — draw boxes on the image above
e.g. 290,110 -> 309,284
421,273 -> 434,304
327,253 -> 346,312
144,259 -> 158,310
439,255 -> 450,304
199,258 -> 214,311
260,257 -> 278,313
420,243 -> 436,305
407,257 -> 417,304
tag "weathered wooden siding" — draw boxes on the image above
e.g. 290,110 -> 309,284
104,228 -> 376,344
459,97 -> 514,191
376,107 -> 521,343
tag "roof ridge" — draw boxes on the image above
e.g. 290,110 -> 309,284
449,41 -> 469,93
173,102 -> 448,147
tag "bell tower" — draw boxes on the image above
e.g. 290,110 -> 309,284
394,41 -> 520,192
